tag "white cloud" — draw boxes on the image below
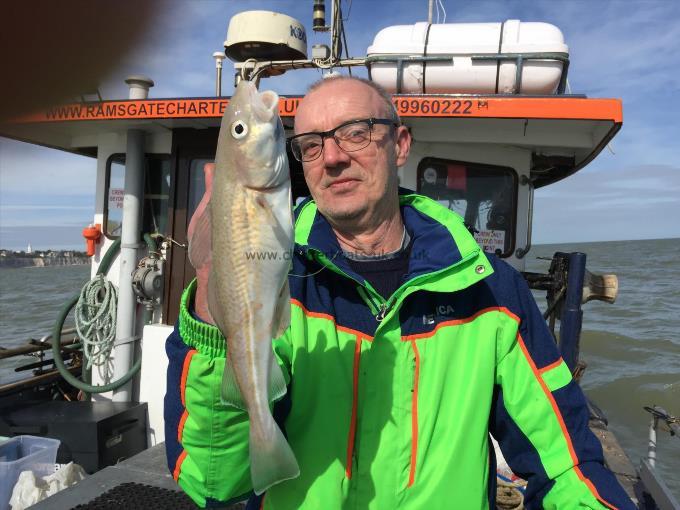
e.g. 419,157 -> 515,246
0,138 -> 96,196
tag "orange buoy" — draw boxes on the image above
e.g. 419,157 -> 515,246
82,223 -> 102,257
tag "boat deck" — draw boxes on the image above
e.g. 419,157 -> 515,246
590,416 -> 644,505
30,444 -> 245,510
31,416 -> 646,509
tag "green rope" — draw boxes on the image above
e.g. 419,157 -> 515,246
75,274 -> 118,370
52,234 -> 158,394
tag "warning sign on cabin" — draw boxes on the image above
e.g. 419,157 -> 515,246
474,229 -> 505,254
108,188 -> 124,209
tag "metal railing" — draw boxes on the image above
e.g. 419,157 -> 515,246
365,52 -> 570,94
641,405 -> 680,510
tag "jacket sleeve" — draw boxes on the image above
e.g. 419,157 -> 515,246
164,279 -> 293,508
490,266 -> 635,510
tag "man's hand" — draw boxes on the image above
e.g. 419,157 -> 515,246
187,162 -> 215,324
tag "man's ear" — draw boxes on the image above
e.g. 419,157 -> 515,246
395,125 -> 412,167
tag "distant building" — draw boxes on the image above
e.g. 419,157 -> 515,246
27,243 -> 33,254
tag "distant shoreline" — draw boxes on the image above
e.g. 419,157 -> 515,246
0,251 -> 89,269
0,258 -> 89,269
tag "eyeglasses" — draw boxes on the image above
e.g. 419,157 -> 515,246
288,118 -> 399,162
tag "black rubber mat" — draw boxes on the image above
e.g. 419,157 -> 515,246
70,482 -> 199,509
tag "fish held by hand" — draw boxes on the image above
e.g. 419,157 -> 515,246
188,79 -> 299,494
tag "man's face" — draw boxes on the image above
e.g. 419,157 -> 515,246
294,80 -> 410,230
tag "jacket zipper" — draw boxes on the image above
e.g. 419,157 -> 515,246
311,247 -> 483,327
372,249 -> 483,330
376,303 -> 388,322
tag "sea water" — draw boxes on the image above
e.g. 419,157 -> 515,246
1,239 -> 678,498
527,238 -> 680,499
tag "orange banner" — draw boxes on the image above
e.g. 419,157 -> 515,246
15,96 -> 622,123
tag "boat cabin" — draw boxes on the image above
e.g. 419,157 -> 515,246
0,7 -> 630,491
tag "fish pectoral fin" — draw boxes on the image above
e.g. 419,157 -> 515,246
268,353 -> 288,403
220,355 -> 247,409
255,194 -> 278,227
188,201 -> 212,269
271,279 -> 291,338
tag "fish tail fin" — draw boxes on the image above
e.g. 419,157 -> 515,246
250,417 -> 300,495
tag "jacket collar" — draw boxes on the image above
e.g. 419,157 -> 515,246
293,189 -> 491,287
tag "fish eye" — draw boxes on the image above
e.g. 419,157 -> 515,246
231,120 -> 248,139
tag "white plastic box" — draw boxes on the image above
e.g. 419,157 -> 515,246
0,435 -> 60,510
367,20 -> 568,94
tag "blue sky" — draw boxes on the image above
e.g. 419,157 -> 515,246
1,0 -> 679,250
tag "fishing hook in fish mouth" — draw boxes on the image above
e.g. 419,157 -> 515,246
240,59 -> 260,83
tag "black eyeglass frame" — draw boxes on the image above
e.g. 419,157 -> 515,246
287,117 -> 400,162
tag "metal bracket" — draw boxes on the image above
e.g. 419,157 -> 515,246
113,335 -> 141,348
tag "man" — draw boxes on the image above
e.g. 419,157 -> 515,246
165,77 -> 634,509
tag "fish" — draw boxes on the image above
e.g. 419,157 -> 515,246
188,79 -> 299,494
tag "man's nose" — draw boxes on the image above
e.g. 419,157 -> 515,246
321,136 -> 350,167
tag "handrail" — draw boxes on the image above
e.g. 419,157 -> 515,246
644,406 -> 679,437
236,51 -> 570,94
38,326 -> 77,344
645,405 -> 679,469
0,330 -> 79,360
515,176 -> 534,259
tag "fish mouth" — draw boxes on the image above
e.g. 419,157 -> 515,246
253,89 -> 279,123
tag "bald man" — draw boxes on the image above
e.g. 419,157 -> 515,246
165,77 -> 633,510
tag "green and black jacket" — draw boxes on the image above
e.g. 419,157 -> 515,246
165,191 -> 633,510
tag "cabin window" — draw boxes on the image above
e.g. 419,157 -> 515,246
104,154 -> 172,239
417,157 -> 517,257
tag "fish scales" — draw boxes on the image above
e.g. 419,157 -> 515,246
219,190 -> 273,406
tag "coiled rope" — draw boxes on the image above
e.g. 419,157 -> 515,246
53,236 -> 155,394
74,274 -> 118,370
496,478 -> 525,510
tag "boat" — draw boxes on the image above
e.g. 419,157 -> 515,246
0,1 -> 677,509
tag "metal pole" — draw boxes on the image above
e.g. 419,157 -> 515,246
213,52 -> 226,97
559,252 -> 586,372
112,129 -> 145,402
330,0 -> 337,61
428,0 -> 434,23
648,415 -> 658,468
